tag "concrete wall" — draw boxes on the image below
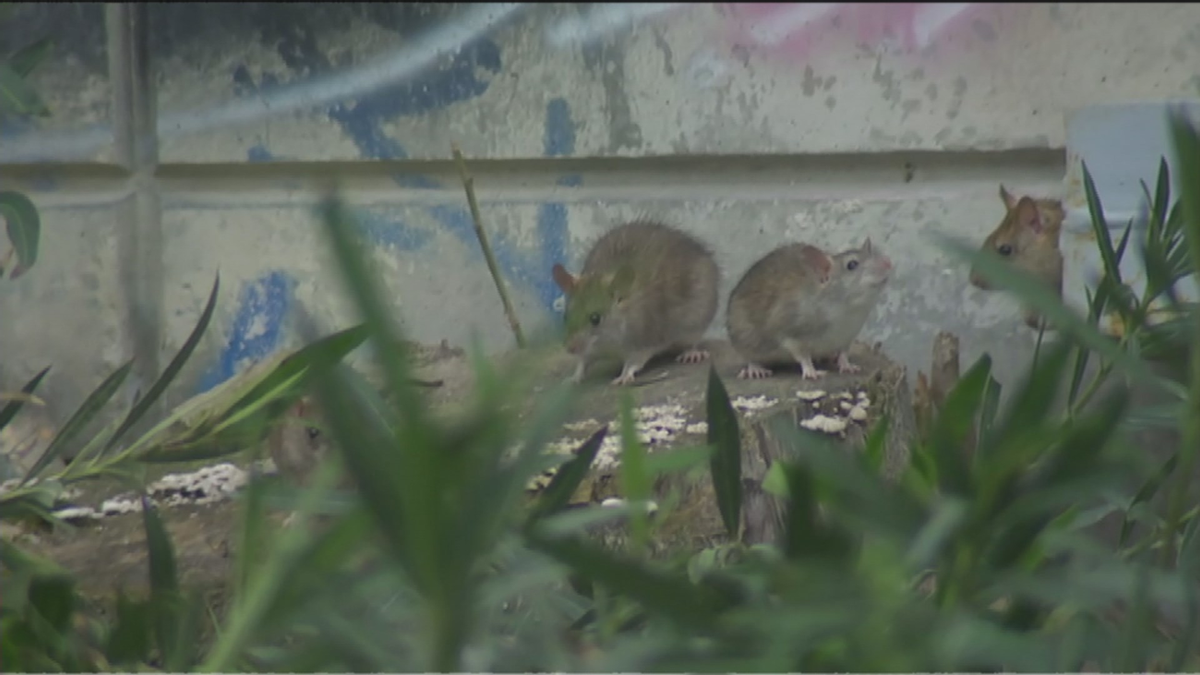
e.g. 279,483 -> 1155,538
3,3 -> 1200,423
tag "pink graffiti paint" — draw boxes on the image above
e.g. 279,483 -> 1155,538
720,3 -> 986,63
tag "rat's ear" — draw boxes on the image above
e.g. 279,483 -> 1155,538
801,245 -> 833,284
999,184 -> 1018,210
862,237 -> 873,253
552,264 -> 576,294
1015,197 -> 1043,234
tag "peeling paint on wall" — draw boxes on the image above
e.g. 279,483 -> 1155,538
198,270 -> 295,394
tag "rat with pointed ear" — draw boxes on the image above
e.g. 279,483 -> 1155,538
969,185 -> 1065,329
726,238 -> 893,380
550,220 -> 721,386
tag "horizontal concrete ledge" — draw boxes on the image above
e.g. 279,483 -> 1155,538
6,147 -> 1066,208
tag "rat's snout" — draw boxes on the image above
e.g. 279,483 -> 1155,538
877,255 -> 893,273
565,334 -> 587,355
969,269 -> 991,290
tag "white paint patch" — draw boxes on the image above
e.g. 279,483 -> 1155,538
546,3 -> 687,49
911,3 -> 973,50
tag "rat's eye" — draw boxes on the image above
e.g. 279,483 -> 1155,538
305,427 -> 320,441
588,312 -> 601,326
845,259 -> 859,271
998,244 -> 1014,256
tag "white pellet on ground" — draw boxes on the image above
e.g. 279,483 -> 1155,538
796,389 -> 826,401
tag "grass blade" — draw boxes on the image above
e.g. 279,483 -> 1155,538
928,354 -> 991,495
526,426 -> 607,526
705,366 -> 742,540
0,365 -> 50,431
1082,161 -> 1123,285
0,61 -> 47,116
101,274 -> 219,457
618,391 -> 651,553
20,360 -> 133,484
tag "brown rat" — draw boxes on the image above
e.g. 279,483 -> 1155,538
266,396 -> 339,489
551,219 -> 721,386
726,238 -> 893,380
969,184 -> 1065,329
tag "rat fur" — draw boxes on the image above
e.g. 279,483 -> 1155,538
551,220 -> 720,386
726,238 -> 893,380
969,184 -> 1064,329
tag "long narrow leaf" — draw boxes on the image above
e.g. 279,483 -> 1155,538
20,360 -> 133,484
0,366 -> 50,431
705,366 -> 742,540
526,426 -> 607,526
0,61 -> 47,116
0,190 -> 40,273
102,275 -> 219,457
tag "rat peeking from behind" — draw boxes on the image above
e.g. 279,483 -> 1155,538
551,220 -> 721,386
726,238 -> 893,380
969,184 -> 1065,330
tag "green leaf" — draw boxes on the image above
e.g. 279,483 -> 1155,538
525,525 -> 724,632
1168,108 -> 1200,293
0,365 -> 50,431
20,360 -> 133,485
0,189 -> 40,274
102,274 -> 219,457
928,353 -> 991,494
705,366 -> 742,540
0,61 -> 48,116
27,574 -> 75,634
618,390 -> 651,553
8,38 -> 52,78
781,461 -> 853,562
105,592 -> 152,666
1082,161 -> 1124,286
525,426 -> 607,526
140,495 -> 178,597
863,414 -> 889,474
906,496 -> 968,569
1119,453 -> 1178,547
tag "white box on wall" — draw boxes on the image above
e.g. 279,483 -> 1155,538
1060,100 -> 1200,323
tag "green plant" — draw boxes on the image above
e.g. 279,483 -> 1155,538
1,109 -> 1197,673
0,33 -> 52,279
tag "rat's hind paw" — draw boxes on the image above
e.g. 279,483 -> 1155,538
676,348 -> 710,365
737,363 -> 774,380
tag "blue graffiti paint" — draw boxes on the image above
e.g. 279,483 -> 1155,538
556,174 -> 583,188
544,97 -> 576,158
355,209 -> 433,252
247,144 -> 274,162
330,38 -> 502,161
393,173 -> 442,189
197,270 -> 296,393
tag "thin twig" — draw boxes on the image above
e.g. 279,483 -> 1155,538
451,144 -> 527,349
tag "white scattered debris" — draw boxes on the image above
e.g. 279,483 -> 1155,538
849,405 -> 869,421
600,497 -> 658,515
149,462 -> 249,507
685,422 -> 708,435
839,400 -> 853,411
800,414 -> 848,434
837,392 -> 854,400
731,395 -> 777,414
796,389 -> 826,401
53,506 -> 102,521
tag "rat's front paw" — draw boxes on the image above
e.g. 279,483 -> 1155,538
737,363 -> 774,380
835,352 -> 861,374
676,348 -> 710,365
611,372 -> 638,386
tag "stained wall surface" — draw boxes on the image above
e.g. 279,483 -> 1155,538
3,3 -> 1200,421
